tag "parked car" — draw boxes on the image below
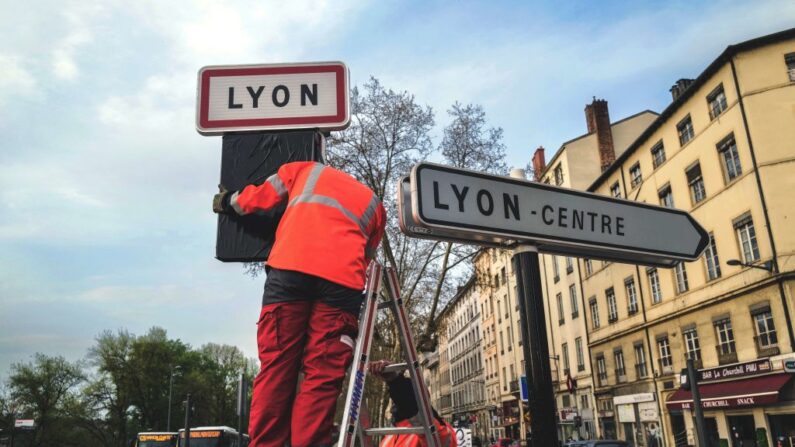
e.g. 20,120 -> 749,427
564,440 -> 629,447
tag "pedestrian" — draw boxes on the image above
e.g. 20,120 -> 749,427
214,161 -> 386,447
368,360 -> 457,447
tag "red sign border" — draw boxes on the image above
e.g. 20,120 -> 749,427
196,62 -> 349,134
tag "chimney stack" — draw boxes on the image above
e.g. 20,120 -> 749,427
584,98 -> 615,171
532,146 -> 545,181
669,78 -> 695,101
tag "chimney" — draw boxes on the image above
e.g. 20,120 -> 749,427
532,146 -> 546,181
669,78 -> 695,101
584,98 -> 615,171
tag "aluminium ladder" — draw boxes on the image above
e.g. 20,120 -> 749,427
337,262 -> 442,447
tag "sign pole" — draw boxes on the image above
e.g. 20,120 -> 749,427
237,373 -> 246,446
184,393 -> 191,447
686,359 -> 708,446
510,168 -> 558,447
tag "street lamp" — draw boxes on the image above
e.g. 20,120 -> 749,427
167,365 -> 182,432
726,259 -> 775,273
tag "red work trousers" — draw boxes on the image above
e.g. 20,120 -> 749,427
249,301 -> 358,447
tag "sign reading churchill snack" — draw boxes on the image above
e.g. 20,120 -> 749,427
409,162 -> 709,266
196,61 -> 350,135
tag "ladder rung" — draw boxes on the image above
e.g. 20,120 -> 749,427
383,362 -> 408,373
364,427 -> 425,436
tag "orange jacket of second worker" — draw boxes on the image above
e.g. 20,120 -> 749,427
230,161 -> 386,290
379,418 -> 457,447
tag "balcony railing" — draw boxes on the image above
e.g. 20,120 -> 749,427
716,345 -> 738,365
616,372 -> 627,383
635,364 -> 648,378
657,359 -> 674,376
754,336 -> 780,357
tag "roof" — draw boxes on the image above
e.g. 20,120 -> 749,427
588,27 -> 795,191
540,109 -> 659,179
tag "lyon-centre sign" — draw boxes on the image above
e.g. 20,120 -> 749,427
407,162 -> 709,267
196,61 -> 350,135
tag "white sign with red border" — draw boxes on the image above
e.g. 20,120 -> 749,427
196,61 -> 350,135
15,419 -> 35,428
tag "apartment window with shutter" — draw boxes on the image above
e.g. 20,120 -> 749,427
658,185 -> 674,208
715,318 -> 736,355
584,258 -> 593,276
569,284 -> 579,318
554,165 -> 564,186
707,84 -> 728,119
596,355 -> 607,385
677,115 -> 695,146
557,293 -> 565,325
734,213 -> 760,263
786,52 -> 795,82
686,162 -> 706,204
651,141 -> 666,168
614,349 -> 626,381
606,287 -> 618,323
674,262 -> 689,294
625,277 -> 638,315
576,337 -> 585,371
634,343 -> 648,378
684,328 -> 701,361
704,233 -> 722,281
552,255 -> 560,282
610,181 -> 621,198
630,162 -> 642,188
718,134 -> 743,183
590,297 -> 600,329
562,343 -> 570,373
647,268 -> 662,304
566,257 -> 573,274
753,308 -> 778,349
657,337 -> 673,370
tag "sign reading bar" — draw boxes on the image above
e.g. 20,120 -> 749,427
696,359 -> 772,383
409,163 -> 709,266
196,61 -> 349,135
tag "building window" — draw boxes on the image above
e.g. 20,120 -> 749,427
614,350 -> 626,381
610,181 -> 621,198
707,84 -> 728,119
494,273 -> 499,288
565,256 -> 574,274
557,293 -> 565,325
715,318 -> 736,355
704,233 -> 722,281
674,262 -> 689,294
606,288 -> 618,323
686,162 -> 706,204
657,337 -> 673,372
734,213 -> 760,263
581,394 -> 589,409
786,52 -> 795,82
658,185 -> 674,208
501,266 -> 507,284
569,284 -> 579,318
554,165 -> 564,186
584,259 -> 593,276
629,162 -> 642,188
576,337 -> 585,372
677,115 -> 695,146
625,277 -> 638,315
634,343 -> 648,378
590,298 -> 600,329
552,255 -> 560,282
753,308 -> 778,349
718,134 -> 743,183
683,328 -> 701,361
651,141 -> 666,168
562,343 -> 570,373
596,355 -> 607,385
647,268 -> 662,304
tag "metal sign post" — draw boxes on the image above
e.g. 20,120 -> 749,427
686,359 -> 708,447
236,373 -> 247,446
184,393 -> 191,447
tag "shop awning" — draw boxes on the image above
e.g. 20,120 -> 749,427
666,373 -> 792,411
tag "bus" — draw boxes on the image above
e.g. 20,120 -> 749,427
176,426 -> 249,447
135,432 -> 178,447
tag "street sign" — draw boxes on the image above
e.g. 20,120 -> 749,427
15,419 -> 34,428
520,375 -> 528,401
409,162 -> 709,266
784,360 -> 795,373
196,61 -> 350,135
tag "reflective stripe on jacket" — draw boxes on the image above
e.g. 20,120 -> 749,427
379,418 -> 456,447
230,161 -> 386,290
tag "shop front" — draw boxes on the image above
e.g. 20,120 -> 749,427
665,358 -> 795,446
613,393 -> 664,447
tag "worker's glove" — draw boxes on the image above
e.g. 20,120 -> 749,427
368,360 -> 400,382
213,184 -> 234,214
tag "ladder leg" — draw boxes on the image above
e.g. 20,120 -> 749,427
337,262 -> 383,447
383,267 -> 443,447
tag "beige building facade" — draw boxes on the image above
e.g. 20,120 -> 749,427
581,29 -> 795,447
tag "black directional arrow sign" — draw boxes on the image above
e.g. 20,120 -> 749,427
408,162 -> 709,267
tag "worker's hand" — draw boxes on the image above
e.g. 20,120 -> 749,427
213,184 -> 233,214
368,360 -> 399,382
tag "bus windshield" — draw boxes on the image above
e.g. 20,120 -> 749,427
137,433 -> 177,447
177,430 -> 227,447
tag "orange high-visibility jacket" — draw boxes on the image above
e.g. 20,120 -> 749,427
230,161 -> 386,290
379,418 -> 457,447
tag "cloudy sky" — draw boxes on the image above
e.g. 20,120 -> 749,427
1,0 -> 793,376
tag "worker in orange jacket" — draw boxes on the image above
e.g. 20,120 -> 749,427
213,161 -> 386,447
369,360 -> 457,447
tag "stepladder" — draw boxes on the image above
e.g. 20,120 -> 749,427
337,262 -> 442,447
